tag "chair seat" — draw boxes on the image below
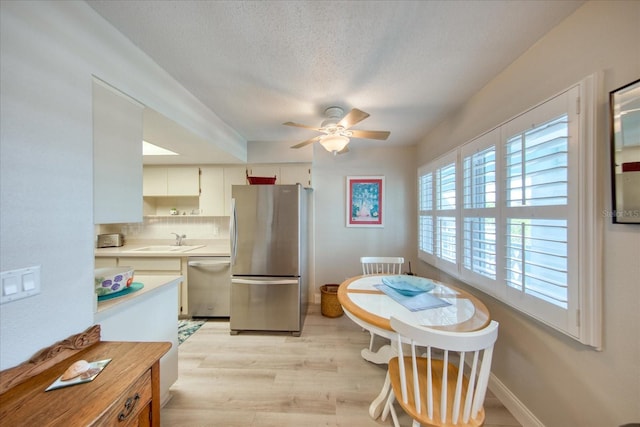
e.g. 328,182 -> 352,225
388,356 -> 485,427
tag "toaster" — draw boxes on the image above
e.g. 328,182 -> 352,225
97,233 -> 125,248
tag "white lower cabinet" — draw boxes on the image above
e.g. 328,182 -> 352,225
95,257 -> 117,268
96,257 -> 189,315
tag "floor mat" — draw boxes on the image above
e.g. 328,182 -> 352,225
178,319 -> 205,345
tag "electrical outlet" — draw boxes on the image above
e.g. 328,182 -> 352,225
1,266 -> 41,304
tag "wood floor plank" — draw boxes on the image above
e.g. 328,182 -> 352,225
161,304 -> 521,427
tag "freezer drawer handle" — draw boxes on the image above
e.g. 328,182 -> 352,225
188,260 -> 231,267
232,278 -> 298,285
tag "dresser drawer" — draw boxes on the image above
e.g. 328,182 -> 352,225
95,369 -> 152,426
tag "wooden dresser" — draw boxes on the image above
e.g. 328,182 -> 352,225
0,325 -> 171,426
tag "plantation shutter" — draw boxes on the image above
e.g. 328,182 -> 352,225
504,113 -> 570,309
462,140 -> 498,282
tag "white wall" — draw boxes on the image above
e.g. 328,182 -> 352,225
414,2 -> 640,426
311,143 -> 417,294
0,1 -> 243,369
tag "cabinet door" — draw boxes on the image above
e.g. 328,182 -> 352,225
95,257 -> 117,268
199,166 -> 224,216
143,167 -> 168,196
280,165 -> 311,187
167,167 -> 200,196
93,79 -> 144,224
118,256 -> 186,315
224,167 -> 248,216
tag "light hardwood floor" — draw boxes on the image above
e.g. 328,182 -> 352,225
161,304 -> 521,427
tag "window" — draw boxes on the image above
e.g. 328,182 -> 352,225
418,171 -> 433,255
462,132 -> 498,286
419,152 -> 458,275
417,76 -> 601,348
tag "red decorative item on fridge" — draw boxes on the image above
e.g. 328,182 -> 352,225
621,162 -> 640,172
246,171 -> 276,185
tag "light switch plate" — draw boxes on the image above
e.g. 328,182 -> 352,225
1,266 -> 41,304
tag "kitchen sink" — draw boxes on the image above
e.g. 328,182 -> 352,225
124,245 -> 205,253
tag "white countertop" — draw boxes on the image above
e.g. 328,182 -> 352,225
95,239 -> 230,257
95,274 -> 183,315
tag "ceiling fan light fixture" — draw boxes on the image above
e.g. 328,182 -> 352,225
319,134 -> 349,154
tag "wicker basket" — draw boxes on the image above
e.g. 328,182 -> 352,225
320,284 -> 343,318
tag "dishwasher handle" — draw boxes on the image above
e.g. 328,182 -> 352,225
188,260 -> 231,267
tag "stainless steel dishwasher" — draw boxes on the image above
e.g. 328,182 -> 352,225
187,257 -> 231,317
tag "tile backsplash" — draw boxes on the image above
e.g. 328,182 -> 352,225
98,216 -> 229,241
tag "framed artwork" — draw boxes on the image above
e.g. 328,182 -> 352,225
346,176 -> 384,227
609,78 -> 640,224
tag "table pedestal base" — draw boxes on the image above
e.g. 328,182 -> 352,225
368,371 -> 391,419
361,344 -> 396,365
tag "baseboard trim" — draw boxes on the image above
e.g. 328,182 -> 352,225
489,373 -> 545,427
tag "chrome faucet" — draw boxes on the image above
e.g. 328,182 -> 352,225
171,232 -> 186,246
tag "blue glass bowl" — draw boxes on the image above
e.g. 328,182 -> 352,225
381,275 -> 436,296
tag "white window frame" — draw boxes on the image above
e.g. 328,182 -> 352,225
417,75 -> 602,348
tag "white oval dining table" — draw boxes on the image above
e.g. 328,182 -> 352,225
337,274 -> 491,419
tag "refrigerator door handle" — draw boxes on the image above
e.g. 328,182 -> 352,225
230,198 -> 237,263
232,278 -> 298,285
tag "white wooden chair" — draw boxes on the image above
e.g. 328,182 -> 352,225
360,256 -> 405,351
383,317 -> 499,427
361,256 -> 405,275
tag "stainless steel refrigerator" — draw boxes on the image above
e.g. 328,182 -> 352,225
230,184 -> 309,335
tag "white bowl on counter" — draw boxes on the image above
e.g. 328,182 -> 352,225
95,267 -> 134,296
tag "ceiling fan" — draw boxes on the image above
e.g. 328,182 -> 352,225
284,107 -> 390,155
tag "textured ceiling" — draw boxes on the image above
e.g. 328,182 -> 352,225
87,0 -> 584,158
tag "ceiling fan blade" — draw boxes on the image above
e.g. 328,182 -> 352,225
290,135 -> 322,149
349,129 -> 390,140
338,108 -> 370,129
283,122 -> 323,132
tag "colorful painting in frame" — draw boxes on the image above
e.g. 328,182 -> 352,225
346,176 -> 384,227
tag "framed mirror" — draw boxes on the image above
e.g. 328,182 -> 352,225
610,78 -> 640,224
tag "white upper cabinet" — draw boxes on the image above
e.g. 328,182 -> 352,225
167,167 -> 200,196
223,167 -> 248,215
142,167 -> 167,196
199,166 -> 224,216
143,166 -> 200,196
247,164 -> 311,187
93,79 -> 144,224
199,166 -> 247,216
280,164 -> 312,187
